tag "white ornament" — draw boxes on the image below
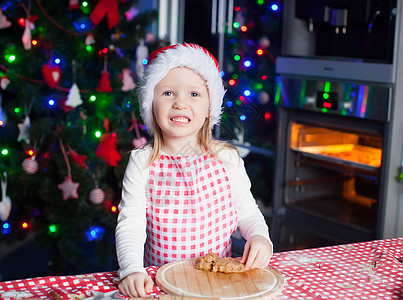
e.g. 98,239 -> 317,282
22,157 -> 39,174
232,127 -> 250,158
85,33 -> 95,46
1,75 -> 10,90
17,115 -> 31,144
0,173 -> 12,222
22,19 -> 35,50
89,188 -> 105,204
65,83 -> 83,108
121,68 -> 136,91
135,39 -> 148,78
258,91 -> 270,105
0,9 -> 11,30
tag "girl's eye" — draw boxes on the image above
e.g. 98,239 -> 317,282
163,91 -> 173,96
190,92 -> 199,97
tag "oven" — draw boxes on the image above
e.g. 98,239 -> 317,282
272,76 -> 392,245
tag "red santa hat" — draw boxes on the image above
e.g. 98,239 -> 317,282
139,43 -> 225,134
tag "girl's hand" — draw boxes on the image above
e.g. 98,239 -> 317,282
118,271 -> 154,298
240,235 -> 273,270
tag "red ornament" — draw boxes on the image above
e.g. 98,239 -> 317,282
95,71 -> 113,93
42,64 -> 62,88
68,150 -> 88,170
95,133 -> 121,166
59,99 -> 74,113
90,0 -> 124,29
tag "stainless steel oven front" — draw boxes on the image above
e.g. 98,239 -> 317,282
272,76 -> 391,245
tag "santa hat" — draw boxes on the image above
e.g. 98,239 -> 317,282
139,43 -> 225,134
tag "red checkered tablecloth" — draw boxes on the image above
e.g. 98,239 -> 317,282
0,238 -> 402,299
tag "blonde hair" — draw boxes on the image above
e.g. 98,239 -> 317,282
147,115 -> 235,166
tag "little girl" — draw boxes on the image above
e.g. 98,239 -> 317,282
115,43 -> 273,297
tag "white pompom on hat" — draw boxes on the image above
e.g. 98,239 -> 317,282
139,43 -> 225,134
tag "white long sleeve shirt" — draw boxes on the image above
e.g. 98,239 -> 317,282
115,146 -> 272,280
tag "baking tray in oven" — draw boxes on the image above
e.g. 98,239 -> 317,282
292,144 -> 381,172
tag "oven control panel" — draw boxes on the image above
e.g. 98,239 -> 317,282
275,76 -> 391,122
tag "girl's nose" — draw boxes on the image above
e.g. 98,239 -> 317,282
172,96 -> 187,109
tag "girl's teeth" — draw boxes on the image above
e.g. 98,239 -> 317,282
171,117 -> 189,123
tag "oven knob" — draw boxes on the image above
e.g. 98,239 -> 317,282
342,101 -> 353,110
304,96 -> 315,106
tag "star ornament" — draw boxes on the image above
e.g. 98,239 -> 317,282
17,116 -> 31,144
58,177 -> 80,200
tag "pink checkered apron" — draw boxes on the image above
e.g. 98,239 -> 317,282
144,154 -> 237,266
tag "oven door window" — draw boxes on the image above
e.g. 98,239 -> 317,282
285,121 -> 382,232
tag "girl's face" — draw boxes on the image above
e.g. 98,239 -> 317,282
153,67 -> 210,148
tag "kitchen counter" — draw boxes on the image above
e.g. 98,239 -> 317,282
0,238 -> 402,299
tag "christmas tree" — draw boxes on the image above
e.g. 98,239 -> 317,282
219,0 -> 280,207
0,0 -> 158,277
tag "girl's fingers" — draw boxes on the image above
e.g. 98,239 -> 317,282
240,242 -> 251,264
145,276 -> 154,294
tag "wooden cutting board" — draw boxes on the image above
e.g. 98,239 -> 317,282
156,259 -> 284,299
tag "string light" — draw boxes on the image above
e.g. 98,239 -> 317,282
111,206 -> 117,213
2,222 -> 10,234
95,131 -> 102,138
226,101 -> 233,107
244,89 -> 251,96
240,115 -> 246,121
142,59 -> 148,65
22,222 -> 29,229
26,149 -> 34,156
244,60 -> 252,67
257,49 -> 264,55
89,95 -> 96,102
234,55 -> 241,61
240,25 -> 248,32
5,54 -> 16,63
0,121 -> 4,127
48,99 -> 55,106
86,45 -> 92,52
262,75 -> 268,80
18,18 -> 25,26
31,40 -> 38,46
86,226 -> 105,241
228,79 -> 236,86
271,4 -> 279,11
14,107 -> 21,114
54,58 -> 61,64
233,22 -> 240,29
82,1 -> 89,7
265,112 -> 271,120
49,224 -> 58,233
234,6 -> 240,12
1,149 -> 8,156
